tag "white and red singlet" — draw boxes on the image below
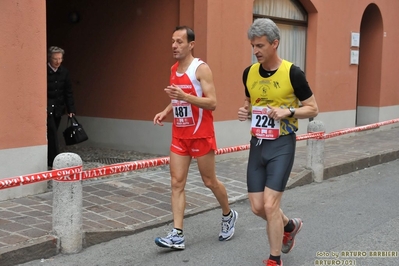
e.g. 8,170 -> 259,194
170,58 -> 215,139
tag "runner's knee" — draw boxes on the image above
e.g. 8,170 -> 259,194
171,176 -> 186,191
263,199 -> 281,218
249,198 -> 265,217
202,175 -> 219,189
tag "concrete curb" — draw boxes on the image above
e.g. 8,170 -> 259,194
323,150 -> 399,181
287,150 -> 399,189
0,236 -> 57,266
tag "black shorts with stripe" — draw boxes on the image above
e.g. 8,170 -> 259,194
247,134 -> 296,192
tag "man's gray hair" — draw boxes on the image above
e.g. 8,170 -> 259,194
248,18 -> 280,44
47,46 -> 65,60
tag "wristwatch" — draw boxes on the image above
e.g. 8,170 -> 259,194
288,107 -> 296,117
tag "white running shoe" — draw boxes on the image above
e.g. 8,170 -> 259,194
219,209 -> 238,241
155,228 -> 185,250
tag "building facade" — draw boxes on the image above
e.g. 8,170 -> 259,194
1,0 -> 398,200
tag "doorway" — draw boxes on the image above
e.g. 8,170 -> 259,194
356,4 -> 383,126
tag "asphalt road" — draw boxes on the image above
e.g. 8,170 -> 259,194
20,160 -> 399,266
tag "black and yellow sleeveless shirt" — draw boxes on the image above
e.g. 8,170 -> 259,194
245,60 -> 301,136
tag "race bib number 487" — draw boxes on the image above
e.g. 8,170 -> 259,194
172,100 -> 195,127
251,106 -> 280,139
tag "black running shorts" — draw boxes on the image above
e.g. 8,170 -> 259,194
247,134 -> 296,192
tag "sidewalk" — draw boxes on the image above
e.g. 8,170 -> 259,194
1,126 -> 398,266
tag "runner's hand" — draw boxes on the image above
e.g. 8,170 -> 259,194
238,106 -> 249,121
267,105 -> 290,121
154,112 -> 166,126
164,84 -> 186,101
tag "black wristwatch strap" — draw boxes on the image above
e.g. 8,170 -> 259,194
289,107 -> 295,117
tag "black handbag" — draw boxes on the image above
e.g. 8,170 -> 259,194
63,116 -> 88,145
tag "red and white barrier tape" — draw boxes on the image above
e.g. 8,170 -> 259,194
323,118 -> 399,139
296,132 -> 325,141
214,132 -> 325,155
215,144 -> 250,155
0,165 -> 82,190
1,119 -> 398,189
0,157 -> 171,190
76,157 -> 170,181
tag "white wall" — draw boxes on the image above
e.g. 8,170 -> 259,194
0,145 -> 48,201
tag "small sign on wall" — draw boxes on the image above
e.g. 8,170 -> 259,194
350,50 -> 359,65
351,32 -> 360,47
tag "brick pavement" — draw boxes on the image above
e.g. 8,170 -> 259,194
0,125 -> 398,266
